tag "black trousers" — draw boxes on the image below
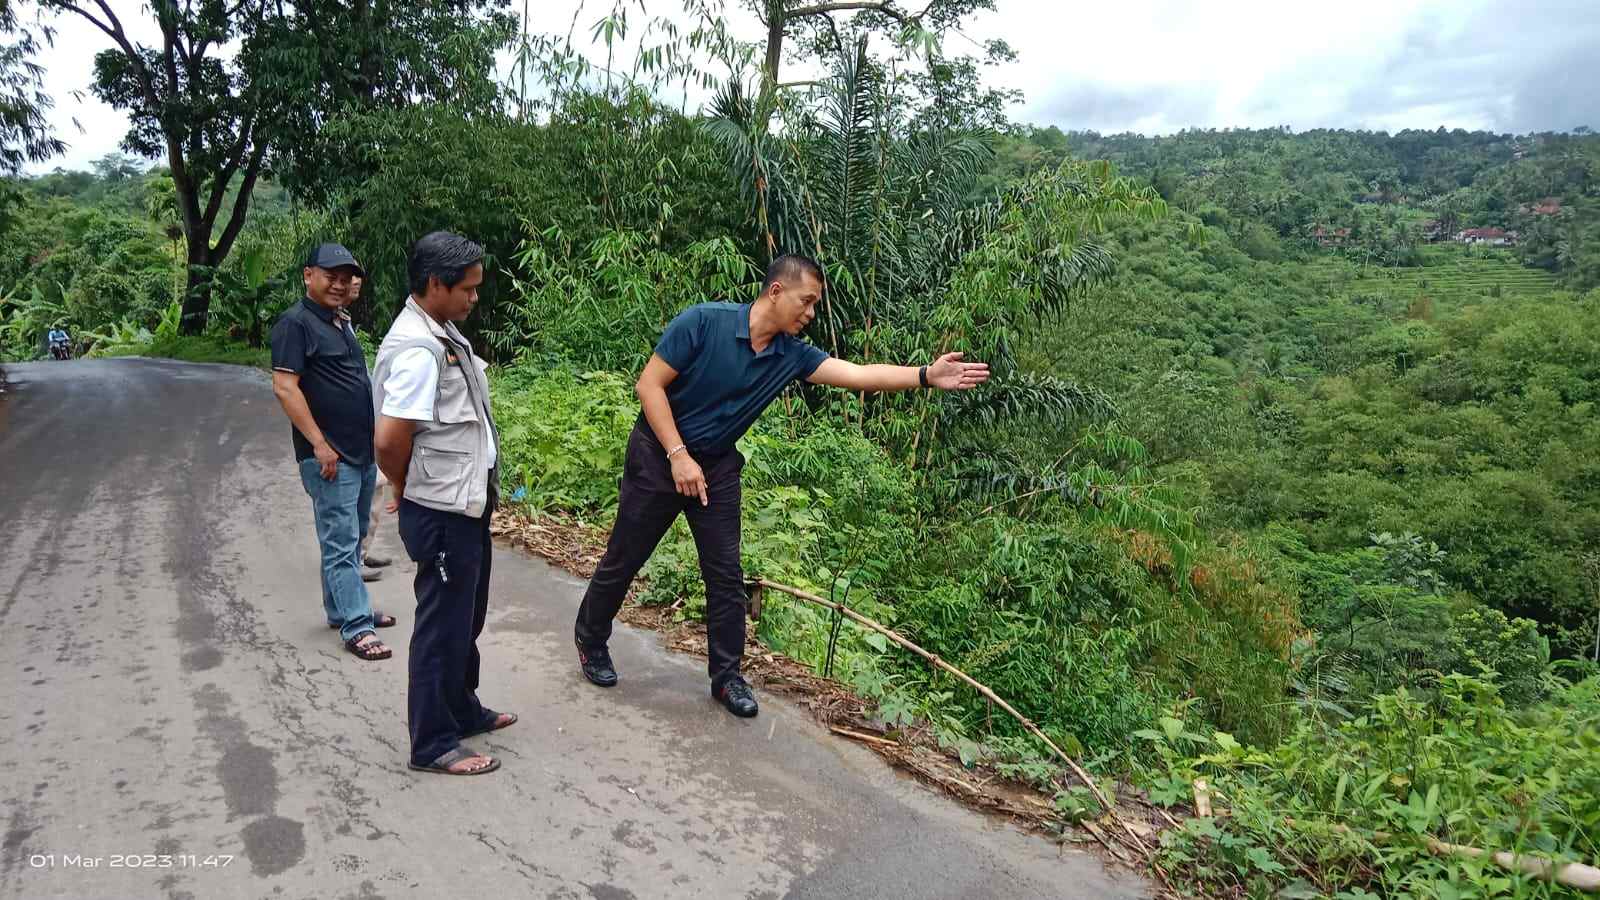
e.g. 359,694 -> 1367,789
398,498 -> 494,766
575,423 -> 747,690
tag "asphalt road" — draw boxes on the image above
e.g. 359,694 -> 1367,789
0,358 -> 1144,900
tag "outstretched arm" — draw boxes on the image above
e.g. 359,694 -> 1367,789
806,351 -> 990,392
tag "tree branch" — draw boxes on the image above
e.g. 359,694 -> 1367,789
212,141 -> 266,263
149,0 -> 204,233
770,0 -> 912,84
202,111 -> 257,226
69,1 -> 199,232
153,1 -> 182,93
68,2 -> 161,111
55,1 -> 115,41
786,1 -> 908,21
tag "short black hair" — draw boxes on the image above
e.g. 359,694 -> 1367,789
762,254 -> 825,295
407,231 -> 485,296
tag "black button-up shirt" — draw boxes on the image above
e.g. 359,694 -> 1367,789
269,297 -> 375,466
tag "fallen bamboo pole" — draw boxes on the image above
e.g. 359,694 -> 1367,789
751,577 -> 1149,854
829,725 -> 900,747
1284,818 -> 1600,893
1425,838 -> 1600,892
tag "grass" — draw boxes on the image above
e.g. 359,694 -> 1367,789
121,334 -> 272,368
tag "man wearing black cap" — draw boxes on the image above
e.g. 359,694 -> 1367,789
270,242 -> 397,661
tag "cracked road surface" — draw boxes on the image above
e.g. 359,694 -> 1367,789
0,359 -> 1145,900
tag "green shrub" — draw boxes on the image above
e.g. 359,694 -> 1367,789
1147,674 -> 1600,898
491,366 -> 638,516
491,227 -> 752,371
120,332 -> 272,368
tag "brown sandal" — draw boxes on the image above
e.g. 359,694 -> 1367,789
407,747 -> 499,776
345,631 -> 392,660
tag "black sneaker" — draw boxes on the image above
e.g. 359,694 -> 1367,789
577,641 -> 618,687
715,675 -> 759,718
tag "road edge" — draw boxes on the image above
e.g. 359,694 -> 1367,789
489,507 -> 1163,892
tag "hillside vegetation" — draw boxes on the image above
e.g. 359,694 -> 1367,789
3,7 -> 1599,894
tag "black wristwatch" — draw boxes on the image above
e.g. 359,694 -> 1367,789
918,365 -> 929,388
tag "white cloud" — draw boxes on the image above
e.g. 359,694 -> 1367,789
969,0 -> 1599,134
25,0 -> 1600,175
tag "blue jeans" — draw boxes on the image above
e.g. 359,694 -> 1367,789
298,459 -> 377,642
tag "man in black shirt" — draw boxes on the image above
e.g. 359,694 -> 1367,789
270,243 -> 395,661
574,254 -> 990,718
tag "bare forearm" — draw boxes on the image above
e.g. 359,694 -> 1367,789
810,353 -> 987,393
637,384 -> 687,452
374,419 -> 415,493
375,443 -> 411,492
852,364 -> 922,393
272,383 -> 329,449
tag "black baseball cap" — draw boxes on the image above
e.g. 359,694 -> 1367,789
305,242 -> 366,278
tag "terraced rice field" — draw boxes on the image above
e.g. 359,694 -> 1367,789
1306,253 -> 1559,308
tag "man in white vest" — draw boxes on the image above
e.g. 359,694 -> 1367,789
373,232 -> 516,776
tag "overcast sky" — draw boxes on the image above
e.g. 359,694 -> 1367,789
27,0 -> 1600,174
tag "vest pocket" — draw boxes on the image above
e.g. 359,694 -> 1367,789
437,367 -> 479,424
408,445 -> 470,507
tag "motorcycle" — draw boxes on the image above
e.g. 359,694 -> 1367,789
48,338 -> 72,361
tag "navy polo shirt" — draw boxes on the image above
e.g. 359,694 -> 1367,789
651,302 -> 829,455
269,297 -> 375,466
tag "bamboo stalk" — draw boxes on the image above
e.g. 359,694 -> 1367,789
1424,838 -> 1600,892
830,725 -> 899,747
753,577 -> 1149,853
1285,819 -> 1600,893
1192,778 -> 1213,818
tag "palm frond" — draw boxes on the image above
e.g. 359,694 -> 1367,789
944,451 -> 1196,555
944,372 -> 1116,432
899,130 -> 992,220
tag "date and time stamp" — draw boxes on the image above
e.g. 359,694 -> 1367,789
26,853 -> 235,870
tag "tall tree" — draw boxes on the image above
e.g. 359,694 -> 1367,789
0,1 -> 63,176
40,0 -> 514,333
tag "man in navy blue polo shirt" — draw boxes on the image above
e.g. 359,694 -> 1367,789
575,254 -> 990,717
270,243 -> 396,662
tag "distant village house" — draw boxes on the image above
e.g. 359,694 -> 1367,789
1312,225 -> 1351,247
1455,227 -> 1516,246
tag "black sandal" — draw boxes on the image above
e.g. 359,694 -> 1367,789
345,631 -> 392,660
407,747 -> 499,776
461,711 -> 518,739
329,610 -> 397,629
